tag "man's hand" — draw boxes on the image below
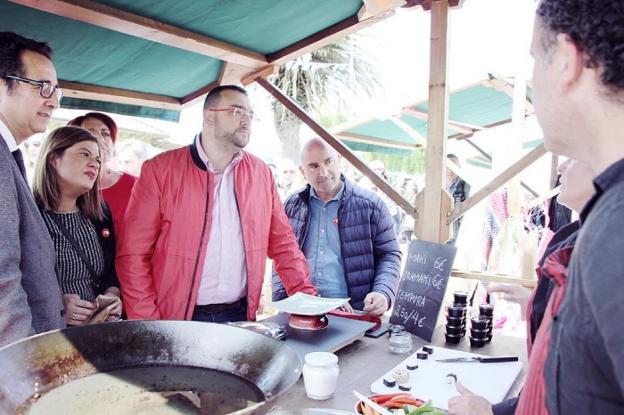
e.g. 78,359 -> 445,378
447,381 -> 493,415
487,282 -> 531,316
362,292 -> 388,316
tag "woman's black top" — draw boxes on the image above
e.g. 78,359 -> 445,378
41,205 -> 119,302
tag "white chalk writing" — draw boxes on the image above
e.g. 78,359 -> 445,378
393,304 -> 427,327
408,252 -> 427,264
433,257 -> 447,271
397,289 -> 426,307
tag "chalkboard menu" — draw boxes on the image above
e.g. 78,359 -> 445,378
390,239 -> 457,341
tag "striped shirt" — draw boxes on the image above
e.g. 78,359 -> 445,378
42,210 -> 105,302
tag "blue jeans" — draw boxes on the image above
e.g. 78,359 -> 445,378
192,302 -> 247,323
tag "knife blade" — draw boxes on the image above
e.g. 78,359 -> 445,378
436,356 -> 518,363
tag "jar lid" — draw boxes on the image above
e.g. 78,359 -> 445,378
304,352 -> 338,367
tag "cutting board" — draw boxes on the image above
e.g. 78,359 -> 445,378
370,346 -> 522,410
263,313 -> 375,360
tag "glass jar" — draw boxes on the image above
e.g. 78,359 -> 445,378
388,324 -> 412,354
302,352 -> 339,400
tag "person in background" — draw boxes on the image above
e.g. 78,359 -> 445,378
68,112 -> 135,230
115,138 -> 148,177
400,178 -> 419,242
0,31 -> 64,347
33,126 -> 122,326
22,133 -> 43,184
117,85 -> 316,323
273,138 -> 401,316
276,158 -> 298,201
447,154 -> 470,243
447,159 -> 594,415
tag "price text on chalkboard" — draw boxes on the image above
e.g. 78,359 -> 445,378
390,239 -> 457,341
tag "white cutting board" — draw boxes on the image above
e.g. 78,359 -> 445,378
371,346 -> 522,410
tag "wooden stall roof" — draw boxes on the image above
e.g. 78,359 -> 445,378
1,0 -> 405,121
332,81 -> 516,155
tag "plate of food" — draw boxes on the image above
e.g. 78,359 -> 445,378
270,293 -> 350,316
355,393 -> 445,415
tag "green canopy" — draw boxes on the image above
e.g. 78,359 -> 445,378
336,82 -> 515,155
1,0 -> 383,121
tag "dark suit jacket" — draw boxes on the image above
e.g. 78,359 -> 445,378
0,135 -> 64,347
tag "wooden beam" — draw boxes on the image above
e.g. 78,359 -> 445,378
218,62 -> 256,86
421,0 -> 450,243
402,107 -> 482,135
526,186 -> 561,210
403,0 -> 465,10
448,118 -> 512,141
358,0 -> 406,20
59,80 -> 180,110
11,0 -> 267,68
241,65 -> 278,86
267,11 -> 394,65
256,78 -> 416,216
337,132 -> 420,150
451,270 -> 537,288
460,137 -> 540,198
446,143 -> 548,225
390,117 -> 426,146
178,81 -> 220,108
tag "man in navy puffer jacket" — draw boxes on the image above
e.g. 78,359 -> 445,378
272,138 -> 401,315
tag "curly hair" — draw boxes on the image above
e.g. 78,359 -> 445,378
537,0 -> 624,93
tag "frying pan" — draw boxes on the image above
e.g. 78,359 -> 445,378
0,321 -> 302,414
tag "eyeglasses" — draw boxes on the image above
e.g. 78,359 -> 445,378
2,74 -> 63,100
208,107 -> 256,121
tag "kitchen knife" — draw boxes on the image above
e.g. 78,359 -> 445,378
436,356 -> 518,363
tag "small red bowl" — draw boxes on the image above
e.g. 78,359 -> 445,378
288,314 -> 329,331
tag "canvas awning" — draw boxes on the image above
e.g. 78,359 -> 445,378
333,81 -> 520,155
1,0 -> 405,121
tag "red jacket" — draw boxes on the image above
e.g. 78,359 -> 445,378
116,141 -> 316,321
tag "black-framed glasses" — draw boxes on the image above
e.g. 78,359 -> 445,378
2,74 -> 63,100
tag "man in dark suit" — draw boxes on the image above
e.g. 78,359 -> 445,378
0,32 -> 64,347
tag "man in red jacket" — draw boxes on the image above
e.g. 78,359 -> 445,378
116,85 -> 317,322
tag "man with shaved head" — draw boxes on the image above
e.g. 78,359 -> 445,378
273,138 -> 401,316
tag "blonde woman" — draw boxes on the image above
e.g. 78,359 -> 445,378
33,126 -> 121,326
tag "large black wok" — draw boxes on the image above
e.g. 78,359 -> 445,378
0,321 -> 302,414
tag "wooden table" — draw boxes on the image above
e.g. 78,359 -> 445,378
266,329 -> 527,412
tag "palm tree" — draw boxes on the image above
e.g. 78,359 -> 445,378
271,35 -> 380,160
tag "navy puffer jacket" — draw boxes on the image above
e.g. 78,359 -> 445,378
272,178 -> 401,310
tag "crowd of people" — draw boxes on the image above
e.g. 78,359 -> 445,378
1,0 -> 624,413
0,31 -> 401,338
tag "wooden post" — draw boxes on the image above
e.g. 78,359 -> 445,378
420,0 -> 451,243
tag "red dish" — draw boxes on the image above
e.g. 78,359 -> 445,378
288,313 -> 329,331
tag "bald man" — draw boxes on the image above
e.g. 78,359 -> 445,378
272,138 -> 401,316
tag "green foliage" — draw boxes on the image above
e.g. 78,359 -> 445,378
270,35 -> 381,158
